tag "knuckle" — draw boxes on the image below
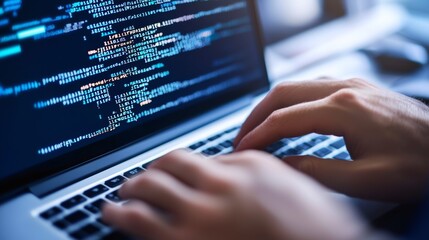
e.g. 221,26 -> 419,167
329,89 -> 362,107
265,110 -> 283,126
232,150 -> 269,170
272,82 -> 289,94
270,82 -> 293,100
236,150 -> 260,163
238,150 -> 259,159
241,150 -> 270,162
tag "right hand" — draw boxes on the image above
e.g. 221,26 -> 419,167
234,78 -> 429,202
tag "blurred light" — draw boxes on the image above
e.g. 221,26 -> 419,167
262,0 -> 323,28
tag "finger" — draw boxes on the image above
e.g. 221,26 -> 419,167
236,99 -> 346,151
150,149 -> 225,189
285,156 -> 427,202
234,79 -> 349,147
215,150 -> 277,165
283,156 -> 402,201
119,169 -> 198,214
102,202 -> 170,240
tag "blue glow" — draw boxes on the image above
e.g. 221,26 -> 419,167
0,8 -> 4,15
17,25 -> 46,39
4,0 -> 21,7
0,34 -> 18,44
0,44 -> 21,59
0,19 -> 9,27
12,20 -> 40,31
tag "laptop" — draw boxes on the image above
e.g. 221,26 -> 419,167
0,1 -> 353,239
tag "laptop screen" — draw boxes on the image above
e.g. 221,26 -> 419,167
0,0 -> 268,192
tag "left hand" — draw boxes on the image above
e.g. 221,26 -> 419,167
102,150 -> 369,240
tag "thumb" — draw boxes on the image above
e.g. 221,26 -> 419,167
283,156 -> 367,198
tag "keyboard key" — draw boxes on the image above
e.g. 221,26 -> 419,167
295,142 -> 313,151
278,148 -> 299,157
334,152 -> 351,160
305,140 -> 317,148
92,199 -> 107,209
266,141 -> 286,153
69,223 -> 101,239
314,148 -> 332,158
189,141 -> 206,150
288,137 -> 300,141
106,190 -> 122,203
309,135 -> 329,145
124,167 -> 143,179
330,139 -> 345,149
83,185 -> 109,198
85,199 -> 107,214
225,126 -> 239,133
40,206 -> 62,219
60,195 -> 87,209
202,147 -> 222,156
70,230 -> 87,240
219,140 -> 233,148
64,210 -> 89,224
82,223 -> 101,234
84,204 -> 99,214
53,219 -> 70,230
274,148 -> 296,158
315,135 -> 329,141
208,134 -> 222,141
105,176 -> 127,188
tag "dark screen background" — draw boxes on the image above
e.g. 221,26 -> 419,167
0,0 -> 267,185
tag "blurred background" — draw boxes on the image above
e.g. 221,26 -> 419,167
257,0 -> 429,45
257,0 -> 346,44
256,0 -> 429,101
256,1 -> 429,234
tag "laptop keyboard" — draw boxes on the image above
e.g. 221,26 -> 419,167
36,125 -> 350,240
188,126 -> 350,161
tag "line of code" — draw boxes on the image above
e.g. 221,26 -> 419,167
0,0 -> 263,169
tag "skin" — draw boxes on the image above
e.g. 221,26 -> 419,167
103,150 -> 369,240
234,78 -> 429,202
103,78 -> 429,239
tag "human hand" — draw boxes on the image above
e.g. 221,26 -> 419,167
102,150 -> 369,240
234,78 -> 429,202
